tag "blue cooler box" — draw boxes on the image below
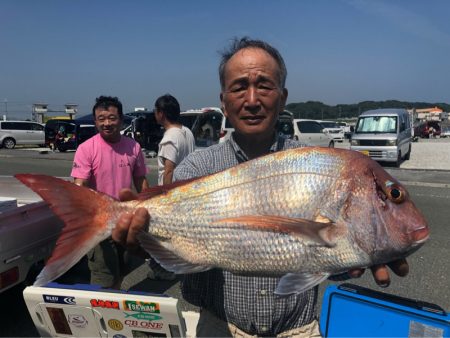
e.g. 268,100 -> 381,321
320,283 -> 449,337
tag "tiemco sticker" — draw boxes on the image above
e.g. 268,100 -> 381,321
90,299 -> 120,310
123,300 -> 160,313
108,319 -> 124,331
67,314 -> 88,328
124,312 -> 163,321
43,294 -> 76,305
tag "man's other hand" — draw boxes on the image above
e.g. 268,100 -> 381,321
348,258 -> 409,287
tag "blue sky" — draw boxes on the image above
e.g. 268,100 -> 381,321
1,0 -> 449,119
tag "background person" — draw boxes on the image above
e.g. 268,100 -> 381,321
71,95 -> 149,288
112,38 -> 410,336
154,94 -> 195,185
147,94 -> 195,280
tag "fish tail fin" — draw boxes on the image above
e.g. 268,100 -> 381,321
15,174 -> 120,286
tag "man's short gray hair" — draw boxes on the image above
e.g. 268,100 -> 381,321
219,37 -> 287,90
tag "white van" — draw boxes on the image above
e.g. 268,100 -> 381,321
350,108 -> 412,167
293,119 -> 335,147
0,121 -> 45,149
179,108 -> 224,149
316,120 -> 345,142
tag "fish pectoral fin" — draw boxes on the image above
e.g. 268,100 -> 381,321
275,272 -> 331,295
214,215 -> 336,247
138,232 -> 213,275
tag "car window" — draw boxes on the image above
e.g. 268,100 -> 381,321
193,112 -> 223,147
2,122 -> 31,130
298,121 -> 323,133
278,121 -> 294,137
31,123 -> 44,131
320,122 -> 339,128
179,115 -> 198,130
356,116 -> 397,133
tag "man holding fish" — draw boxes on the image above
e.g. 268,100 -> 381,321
111,38 -> 414,337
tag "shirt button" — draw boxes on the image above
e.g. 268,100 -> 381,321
261,326 -> 268,332
259,289 -> 267,295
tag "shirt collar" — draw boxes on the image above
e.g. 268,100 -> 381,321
229,132 -> 285,163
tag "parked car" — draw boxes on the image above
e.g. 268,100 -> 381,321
414,121 -> 441,139
441,126 -> 450,138
180,107 -> 224,148
316,120 -> 345,142
45,119 -> 97,152
350,108 -> 412,167
277,110 -> 295,139
0,120 -> 45,149
123,111 -> 164,152
337,121 -> 355,139
293,119 -> 335,147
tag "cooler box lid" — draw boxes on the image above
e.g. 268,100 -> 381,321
320,283 -> 449,337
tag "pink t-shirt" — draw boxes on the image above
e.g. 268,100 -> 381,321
71,134 -> 147,199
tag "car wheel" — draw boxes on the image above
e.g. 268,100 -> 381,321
404,145 -> 411,160
395,151 -> 401,167
2,137 -> 16,149
328,141 -> 334,148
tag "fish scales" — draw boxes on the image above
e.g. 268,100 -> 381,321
141,149 -> 364,274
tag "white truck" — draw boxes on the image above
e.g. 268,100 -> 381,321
0,176 -> 63,293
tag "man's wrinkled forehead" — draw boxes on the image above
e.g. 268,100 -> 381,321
223,47 -> 282,85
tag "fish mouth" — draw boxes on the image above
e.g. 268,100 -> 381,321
410,227 -> 430,245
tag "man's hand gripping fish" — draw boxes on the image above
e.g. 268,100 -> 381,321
16,147 -> 429,295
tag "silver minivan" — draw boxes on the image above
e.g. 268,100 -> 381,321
350,108 -> 412,167
0,121 -> 45,149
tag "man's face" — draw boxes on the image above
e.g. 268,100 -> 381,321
94,106 -> 123,142
220,48 -> 287,139
154,108 -> 163,125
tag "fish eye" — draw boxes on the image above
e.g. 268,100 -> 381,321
388,187 -> 404,203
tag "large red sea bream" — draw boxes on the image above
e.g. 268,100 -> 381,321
16,147 -> 429,294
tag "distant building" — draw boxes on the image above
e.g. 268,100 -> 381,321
408,107 -> 444,121
32,103 -> 48,123
65,104 -> 78,119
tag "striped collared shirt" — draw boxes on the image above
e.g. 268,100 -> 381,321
173,133 -> 318,336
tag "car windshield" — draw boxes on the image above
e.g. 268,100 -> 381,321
321,122 -> 339,128
355,116 -> 397,134
179,115 -> 198,130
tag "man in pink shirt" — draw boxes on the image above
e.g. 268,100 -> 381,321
71,95 -> 149,288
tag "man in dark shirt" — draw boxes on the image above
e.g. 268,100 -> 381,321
112,37 -> 409,337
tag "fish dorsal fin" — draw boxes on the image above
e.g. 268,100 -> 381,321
213,215 -> 336,247
275,272 -> 331,295
138,232 -> 213,274
137,178 -> 199,200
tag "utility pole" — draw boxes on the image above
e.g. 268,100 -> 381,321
3,99 -> 7,118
